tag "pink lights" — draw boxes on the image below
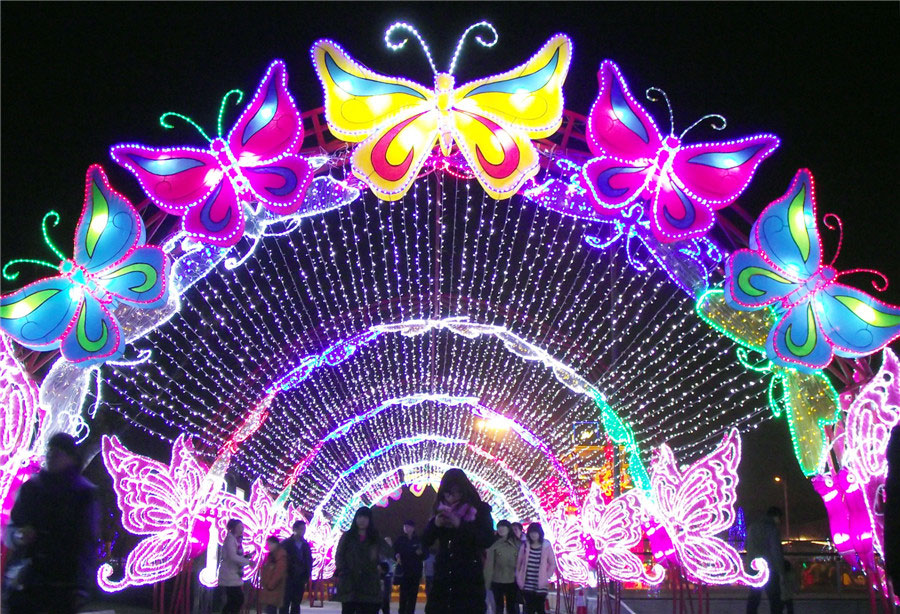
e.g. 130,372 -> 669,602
0,335 -> 43,526
646,429 -> 769,587
581,483 -> 664,585
581,60 -> 779,243
841,348 -> 900,560
99,435 -> 215,591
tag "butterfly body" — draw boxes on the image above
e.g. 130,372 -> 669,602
581,60 -> 779,243
111,60 -> 314,247
1,166 -> 170,366
725,169 -> 900,371
312,35 -> 571,201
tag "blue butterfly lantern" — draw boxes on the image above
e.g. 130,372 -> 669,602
1,165 -> 171,367
724,168 -> 900,371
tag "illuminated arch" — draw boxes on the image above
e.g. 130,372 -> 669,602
282,393 -> 574,501
306,435 -> 547,527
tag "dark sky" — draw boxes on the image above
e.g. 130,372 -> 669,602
2,2 -> 898,530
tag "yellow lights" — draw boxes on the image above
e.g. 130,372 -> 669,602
774,476 -> 782,483
475,416 -> 511,432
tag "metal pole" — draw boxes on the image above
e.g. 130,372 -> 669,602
781,480 -> 790,539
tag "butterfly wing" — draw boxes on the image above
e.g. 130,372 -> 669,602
58,292 -> 123,365
752,169 -> 822,277
586,60 -> 665,161
350,108 -> 440,201
671,135 -> 779,208
581,60 -> 663,211
180,178 -> 245,246
227,60 -> 314,215
227,60 -> 303,163
449,109 -> 538,200
770,296 -> 835,369
695,288 -> 775,351
96,246 -> 170,308
453,34 -> 571,138
75,165 -> 144,273
311,39 -> 435,142
582,485 -> 664,584
781,367 -> 840,475
725,248 -> 800,309
1,278 -> 78,351
652,429 -> 768,586
110,144 -> 219,215
650,174 -> 716,242
99,435 -> 206,590
312,39 -> 438,200
815,283 -> 900,358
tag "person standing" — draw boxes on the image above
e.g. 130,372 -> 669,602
281,520 -> 313,614
422,468 -> 494,614
422,551 -> 435,597
393,519 -> 424,614
334,507 -> 382,614
484,520 -> 520,614
219,519 -> 252,614
745,507 -> 784,614
5,433 -> 99,614
378,561 -> 393,614
515,523 -> 557,614
261,536 -> 288,614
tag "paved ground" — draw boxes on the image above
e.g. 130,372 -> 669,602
84,593 -> 870,614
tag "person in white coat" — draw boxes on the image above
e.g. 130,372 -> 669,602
219,519 -> 252,614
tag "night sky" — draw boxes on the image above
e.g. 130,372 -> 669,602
2,3 -> 898,531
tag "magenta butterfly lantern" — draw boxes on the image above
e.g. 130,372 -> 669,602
840,348 -> 900,560
580,60 -> 779,243
111,60 -> 314,247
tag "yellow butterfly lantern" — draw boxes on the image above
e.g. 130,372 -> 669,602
312,22 -> 572,201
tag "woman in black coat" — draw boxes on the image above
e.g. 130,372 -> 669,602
422,468 -> 494,614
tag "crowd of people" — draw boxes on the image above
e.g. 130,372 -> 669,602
8,432 -> 900,614
327,467 -> 558,614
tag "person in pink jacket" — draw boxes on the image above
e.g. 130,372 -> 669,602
514,524 -> 557,614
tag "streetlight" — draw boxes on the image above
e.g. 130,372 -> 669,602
774,476 -> 790,540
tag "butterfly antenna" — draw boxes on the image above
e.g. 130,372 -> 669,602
384,22 -> 437,74
40,211 -> 67,262
680,114 -> 726,140
646,87 -> 675,136
838,268 -> 890,292
822,213 -> 844,265
2,258 -> 59,281
447,21 -> 498,75
217,89 -> 244,139
159,112 -> 213,143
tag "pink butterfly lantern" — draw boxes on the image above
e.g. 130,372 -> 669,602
111,60 -> 314,247
581,60 -> 779,243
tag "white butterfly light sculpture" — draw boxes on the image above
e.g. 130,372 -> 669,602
580,482 -> 664,585
644,428 -> 769,586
